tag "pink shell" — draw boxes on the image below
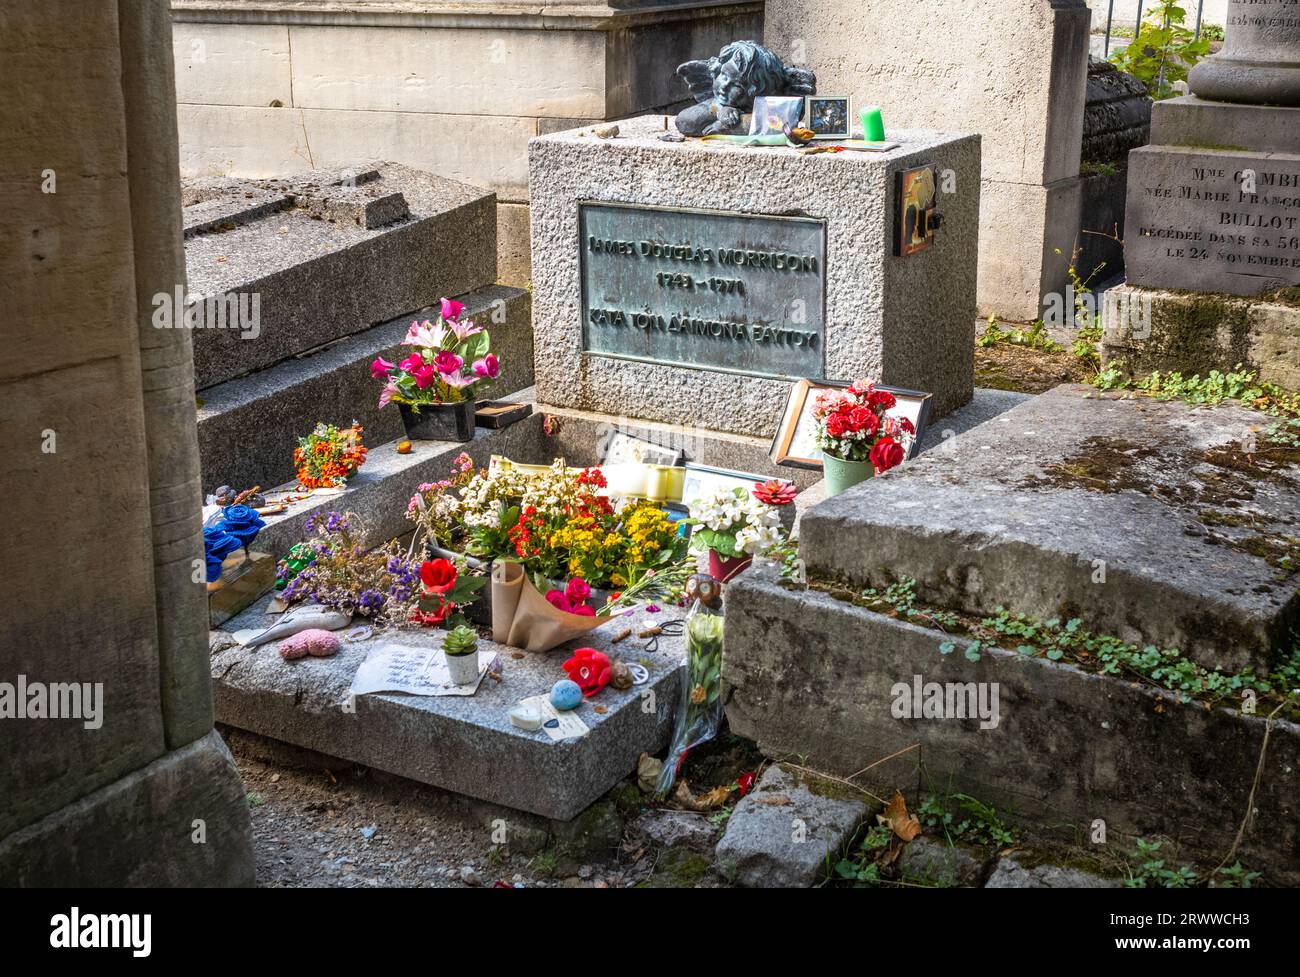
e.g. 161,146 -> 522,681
278,628 -> 341,661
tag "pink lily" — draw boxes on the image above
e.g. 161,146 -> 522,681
377,379 -> 398,409
440,370 -> 477,389
447,317 -> 483,341
404,318 -> 448,348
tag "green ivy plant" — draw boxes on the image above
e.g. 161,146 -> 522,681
1110,1 -> 1211,99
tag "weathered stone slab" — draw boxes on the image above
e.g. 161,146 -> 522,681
1151,95 -> 1300,156
196,284 -> 533,492
0,731 -> 254,887
211,606 -> 684,821
723,563 -> 1300,882
1124,144 -> 1300,296
984,853 -> 1121,888
714,763 -> 869,888
799,384 -> 1300,671
529,115 -> 980,433
184,162 -> 497,387
1101,283 -> 1300,390
899,836 -> 990,887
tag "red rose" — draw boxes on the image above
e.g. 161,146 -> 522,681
420,558 -> 457,595
562,647 -> 612,697
850,406 -> 879,436
867,389 -> 897,411
869,437 -> 905,473
900,416 -> 916,434
565,577 -> 592,606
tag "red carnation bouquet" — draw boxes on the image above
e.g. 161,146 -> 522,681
812,380 -> 916,474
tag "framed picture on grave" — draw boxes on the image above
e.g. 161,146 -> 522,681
896,164 -> 938,257
807,96 -> 852,140
769,378 -> 933,470
602,430 -> 683,468
680,462 -> 793,509
749,96 -> 805,135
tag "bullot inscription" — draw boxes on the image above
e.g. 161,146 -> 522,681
1128,153 -> 1300,292
578,202 -> 827,379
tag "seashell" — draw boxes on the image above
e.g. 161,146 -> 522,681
610,660 -> 634,691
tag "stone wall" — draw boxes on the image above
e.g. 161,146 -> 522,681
764,0 -> 1092,320
0,0 -> 253,886
169,0 -> 763,285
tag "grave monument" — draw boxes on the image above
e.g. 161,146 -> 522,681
528,115 -> 981,434
1103,3 -> 1300,388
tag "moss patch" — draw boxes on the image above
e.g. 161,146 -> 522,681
640,848 -> 712,888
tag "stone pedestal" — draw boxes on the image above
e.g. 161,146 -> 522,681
1106,3 -> 1300,380
1189,0 -> 1300,106
528,116 -> 980,435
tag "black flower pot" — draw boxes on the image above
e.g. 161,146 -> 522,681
399,401 -> 475,442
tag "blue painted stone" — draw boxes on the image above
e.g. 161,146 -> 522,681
549,679 -> 583,711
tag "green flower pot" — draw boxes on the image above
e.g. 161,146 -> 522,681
822,452 -> 874,497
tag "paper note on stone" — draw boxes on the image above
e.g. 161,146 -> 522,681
519,694 -> 589,741
350,642 -> 495,697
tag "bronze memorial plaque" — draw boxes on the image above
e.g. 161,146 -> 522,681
578,202 -> 826,380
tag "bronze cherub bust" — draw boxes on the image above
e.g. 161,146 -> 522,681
675,41 -> 817,137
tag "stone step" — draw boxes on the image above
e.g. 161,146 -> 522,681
196,284 -> 532,495
210,594 -> 684,822
798,384 -> 1300,673
723,562 -> 1300,882
184,162 -> 498,388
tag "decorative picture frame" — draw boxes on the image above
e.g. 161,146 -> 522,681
749,95 -> 805,135
769,378 -> 933,470
680,462 -> 792,508
806,95 -> 852,140
896,164 -> 938,257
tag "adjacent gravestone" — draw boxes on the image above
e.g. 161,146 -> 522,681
762,0 -> 1092,320
528,115 -> 981,436
1104,3 -> 1300,384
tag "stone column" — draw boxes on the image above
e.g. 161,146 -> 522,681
1189,0 -> 1300,105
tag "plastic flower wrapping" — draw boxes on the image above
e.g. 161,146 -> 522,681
657,600 -> 725,795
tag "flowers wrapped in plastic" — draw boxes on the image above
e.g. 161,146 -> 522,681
656,599 -> 725,795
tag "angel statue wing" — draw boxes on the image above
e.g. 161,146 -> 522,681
782,66 -> 817,97
677,58 -> 721,104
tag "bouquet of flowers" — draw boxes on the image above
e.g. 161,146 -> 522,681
812,380 -> 915,472
371,297 -> 499,409
294,422 -> 367,490
687,486 -> 784,559
279,511 -> 421,622
656,600 -> 725,795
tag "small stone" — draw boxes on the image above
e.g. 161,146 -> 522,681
549,679 -> 583,711
630,809 -> 718,852
984,853 -> 1121,888
592,124 -> 620,138
578,864 -> 594,879
610,660 -> 634,690
459,865 -> 482,886
898,836 -> 988,887
278,628 -> 341,660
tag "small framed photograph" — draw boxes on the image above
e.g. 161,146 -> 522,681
680,462 -> 792,508
897,164 -> 938,257
769,379 -> 933,470
806,95 -> 851,140
601,430 -> 683,467
749,95 -> 805,135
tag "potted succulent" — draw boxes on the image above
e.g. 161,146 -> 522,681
441,624 -> 480,685
686,485 -> 783,582
812,380 -> 915,497
371,297 -> 500,442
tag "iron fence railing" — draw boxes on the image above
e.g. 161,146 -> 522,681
1099,0 -> 1209,58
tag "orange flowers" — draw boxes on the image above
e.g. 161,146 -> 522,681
295,422 -> 367,490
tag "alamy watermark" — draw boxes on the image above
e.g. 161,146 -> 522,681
891,674 -> 1000,730
0,675 -> 103,729
152,286 -> 261,339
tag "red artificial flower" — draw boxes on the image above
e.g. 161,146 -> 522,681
420,558 -> 457,595
826,412 -> 848,438
849,405 -> 879,435
545,589 -> 597,617
869,436 -> 906,473
565,577 -> 591,606
752,480 -> 797,506
409,598 -> 452,627
736,772 -> 756,796
562,647 -> 612,697
867,389 -> 897,411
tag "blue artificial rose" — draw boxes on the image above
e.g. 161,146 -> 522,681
217,503 -> 265,547
203,525 -> 243,582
